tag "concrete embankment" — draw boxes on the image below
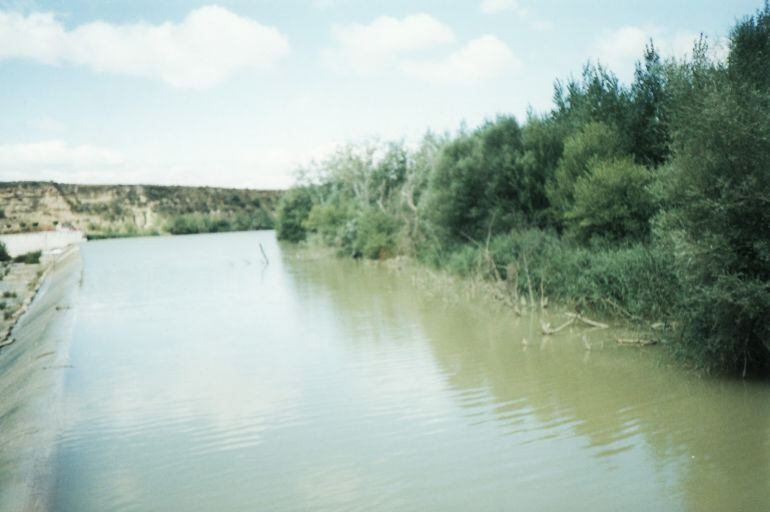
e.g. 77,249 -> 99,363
0,247 -> 82,512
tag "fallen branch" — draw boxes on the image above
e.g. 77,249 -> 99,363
540,317 -> 575,335
566,312 -> 609,329
616,338 -> 657,347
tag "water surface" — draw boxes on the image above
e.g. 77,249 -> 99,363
53,231 -> 770,511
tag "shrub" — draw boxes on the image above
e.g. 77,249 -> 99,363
304,201 -> 354,246
0,242 -> 9,262
566,158 -> 656,243
351,208 -> 400,260
661,5 -> 770,374
12,251 -> 41,264
546,121 -> 626,223
275,187 -> 314,242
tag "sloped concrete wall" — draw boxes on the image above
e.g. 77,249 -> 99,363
0,247 -> 81,511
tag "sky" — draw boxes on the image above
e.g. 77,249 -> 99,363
0,0 -> 763,189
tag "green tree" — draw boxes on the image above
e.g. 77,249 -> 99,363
630,42 -> 671,167
422,117 -> 529,245
351,208 -> 401,259
546,122 -> 626,224
275,187 -> 314,242
663,6 -> 770,374
553,64 -> 633,141
566,158 -> 655,243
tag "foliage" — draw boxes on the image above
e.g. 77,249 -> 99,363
660,4 -> 770,374
273,4 -> 770,376
0,242 -> 9,262
12,251 -> 41,264
629,43 -> 671,166
546,121 -> 626,222
566,158 -> 656,243
350,208 -> 401,260
275,187 -> 314,242
421,117 -> 550,245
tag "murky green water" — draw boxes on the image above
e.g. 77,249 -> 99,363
50,231 -> 769,511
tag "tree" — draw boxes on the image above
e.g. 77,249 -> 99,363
275,187 -> 314,242
663,6 -> 770,374
421,117 -> 528,245
553,63 -> 634,144
566,158 -> 655,243
546,122 -> 626,225
630,42 -> 671,167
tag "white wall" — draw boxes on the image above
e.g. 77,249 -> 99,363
0,231 -> 85,257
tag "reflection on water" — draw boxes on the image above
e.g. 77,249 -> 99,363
53,231 -> 770,511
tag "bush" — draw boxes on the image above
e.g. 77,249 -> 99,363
0,242 -> 9,262
546,121 -> 626,223
351,208 -> 400,260
12,251 -> 41,264
304,201 -> 354,246
661,5 -> 770,374
275,187 -> 314,242
566,158 -> 656,243
422,117 -> 537,245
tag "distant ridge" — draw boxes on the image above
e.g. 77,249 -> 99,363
0,181 -> 282,238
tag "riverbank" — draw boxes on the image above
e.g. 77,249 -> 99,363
0,246 -> 82,511
291,243 -> 664,354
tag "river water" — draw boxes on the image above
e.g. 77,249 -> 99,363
49,231 -> 768,511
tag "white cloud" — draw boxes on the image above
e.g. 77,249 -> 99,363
0,140 -> 324,189
401,35 -> 521,85
593,26 -> 701,81
0,6 -> 290,88
324,14 -> 518,85
325,13 -> 455,74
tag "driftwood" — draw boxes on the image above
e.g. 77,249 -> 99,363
616,338 -> 658,347
565,312 -> 609,329
540,317 -> 575,335
259,243 -> 269,265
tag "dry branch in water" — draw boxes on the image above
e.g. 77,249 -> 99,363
616,338 -> 657,347
540,317 -> 575,335
565,312 -> 609,329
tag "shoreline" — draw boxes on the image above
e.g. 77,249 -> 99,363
0,246 -> 78,349
0,245 -> 82,512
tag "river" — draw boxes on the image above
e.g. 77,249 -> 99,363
40,231 -> 770,510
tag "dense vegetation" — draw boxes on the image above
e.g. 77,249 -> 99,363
276,6 -> 770,376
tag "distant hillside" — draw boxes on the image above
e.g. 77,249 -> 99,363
0,182 -> 281,238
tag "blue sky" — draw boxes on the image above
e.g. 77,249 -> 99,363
0,0 -> 762,189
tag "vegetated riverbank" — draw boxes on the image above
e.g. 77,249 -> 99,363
275,6 -> 770,377
0,182 -> 281,239
0,245 -> 81,512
